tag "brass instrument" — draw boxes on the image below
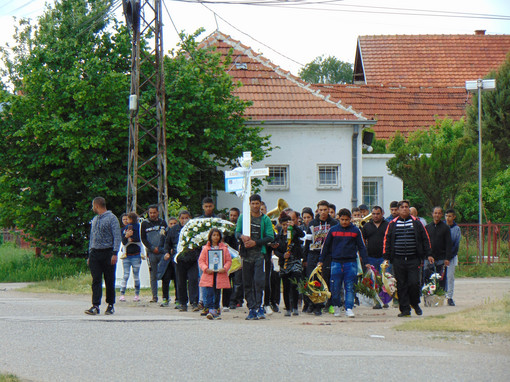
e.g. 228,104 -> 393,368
267,198 -> 290,219
353,213 -> 372,227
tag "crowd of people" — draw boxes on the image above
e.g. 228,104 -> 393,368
85,195 -> 461,320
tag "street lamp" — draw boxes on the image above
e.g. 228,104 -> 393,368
465,79 -> 496,262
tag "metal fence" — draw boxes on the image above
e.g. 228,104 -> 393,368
458,223 -> 510,264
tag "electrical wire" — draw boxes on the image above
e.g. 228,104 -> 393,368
200,2 -> 305,67
170,0 -> 510,21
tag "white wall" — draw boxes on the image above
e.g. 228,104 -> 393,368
217,122 -> 359,213
361,154 -> 403,214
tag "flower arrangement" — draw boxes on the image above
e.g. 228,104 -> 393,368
175,218 -> 235,259
291,266 -> 331,304
355,266 -> 382,305
355,265 -> 397,305
422,273 -> 446,296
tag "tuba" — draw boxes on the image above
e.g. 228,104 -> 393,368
267,198 -> 290,219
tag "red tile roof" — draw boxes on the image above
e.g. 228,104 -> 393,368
313,84 -> 468,139
201,31 -> 365,121
355,33 -> 510,87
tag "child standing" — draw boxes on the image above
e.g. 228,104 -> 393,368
198,228 -> 232,319
120,212 -> 143,302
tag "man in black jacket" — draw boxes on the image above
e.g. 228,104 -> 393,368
161,210 -> 191,308
362,205 -> 389,309
383,200 -> 431,317
424,207 -> 452,290
141,205 -> 167,303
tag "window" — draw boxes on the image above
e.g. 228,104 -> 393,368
317,165 -> 340,189
362,177 -> 382,209
267,165 -> 289,190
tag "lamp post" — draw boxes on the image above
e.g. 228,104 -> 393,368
465,79 -> 496,262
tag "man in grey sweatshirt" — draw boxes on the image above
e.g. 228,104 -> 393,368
85,197 -> 121,316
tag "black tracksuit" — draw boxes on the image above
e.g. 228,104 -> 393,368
383,215 -> 431,314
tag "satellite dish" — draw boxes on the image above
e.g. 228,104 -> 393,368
123,0 -> 140,31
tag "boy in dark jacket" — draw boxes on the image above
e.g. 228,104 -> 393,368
318,208 -> 368,318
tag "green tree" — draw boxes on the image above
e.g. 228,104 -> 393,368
0,0 -> 131,256
164,30 -> 272,210
0,4 -> 272,256
386,119 -> 500,216
298,55 -> 353,84
466,54 -> 510,166
455,167 -> 510,223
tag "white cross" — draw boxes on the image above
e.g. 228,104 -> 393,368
225,152 -> 268,236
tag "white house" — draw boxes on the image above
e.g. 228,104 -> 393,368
202,32 -> 402,214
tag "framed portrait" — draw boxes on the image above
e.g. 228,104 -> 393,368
208,249 -> 223,272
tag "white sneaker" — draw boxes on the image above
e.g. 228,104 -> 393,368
222,306 -> 230,312
265,305 -> 274,315
334,306 -> 342,317
345,308 -> 355,318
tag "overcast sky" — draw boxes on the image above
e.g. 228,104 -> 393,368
1,0 -> 509,75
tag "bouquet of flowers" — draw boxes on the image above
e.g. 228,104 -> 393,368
175,218 -> 235,261
422,273 -> 446,297
291,266 -> 331,304
422,272 -> 446,307
355,266 -> 383,305
380,262 -> 397,302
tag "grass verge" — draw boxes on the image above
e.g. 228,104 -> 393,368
0,243 -> 87,282
0,374 -> 20,382
456,262 -> 510,278
396,295 -> 510,335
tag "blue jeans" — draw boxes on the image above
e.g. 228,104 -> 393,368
120,255 -> 141,295
330,261 -> 357,310
204,274 -> 221,310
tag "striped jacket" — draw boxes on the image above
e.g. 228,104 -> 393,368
383,215 -> 432,261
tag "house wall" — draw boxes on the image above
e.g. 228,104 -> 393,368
361,154 -> 403,213
217,122 -> 360,213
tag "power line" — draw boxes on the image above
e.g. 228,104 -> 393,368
200,2 -> 305,67
170,0 -> 510,21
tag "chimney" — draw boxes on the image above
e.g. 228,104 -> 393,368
475,30 -> 486,36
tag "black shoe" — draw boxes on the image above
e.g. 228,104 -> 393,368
373,303 -> 382,310
149,298 -> 158,303
229,303 -> 237,310
398,312 -> 411,317
306,305 -> 314,314
105,304 -> 115,315
85,306 -> 100,315
412,305 -> 423,316
314,307 -> 322,316
447,298 -> 456,306
191,304 -> 200,312
271,304 -> 279,313
179,304 -> 188,312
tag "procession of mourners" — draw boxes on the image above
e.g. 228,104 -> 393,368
85,195 -> 460,320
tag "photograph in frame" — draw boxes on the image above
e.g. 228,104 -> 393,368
208,249 -> 223,272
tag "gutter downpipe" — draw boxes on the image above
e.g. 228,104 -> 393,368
352,125 -> 360,209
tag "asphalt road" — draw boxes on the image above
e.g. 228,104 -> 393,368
0,279 -> 509,382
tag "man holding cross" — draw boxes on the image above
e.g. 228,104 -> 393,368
235,194 -> 274,320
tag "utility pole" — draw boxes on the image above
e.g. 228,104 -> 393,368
124,0 -> 168,221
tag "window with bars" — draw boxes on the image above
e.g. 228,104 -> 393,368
317,165 -> 340,189
267,165 -> 289,189
362,177 -> 382,209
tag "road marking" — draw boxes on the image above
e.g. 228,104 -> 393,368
299,350 -> 448,357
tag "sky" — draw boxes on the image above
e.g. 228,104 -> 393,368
0,0 -> 510,76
